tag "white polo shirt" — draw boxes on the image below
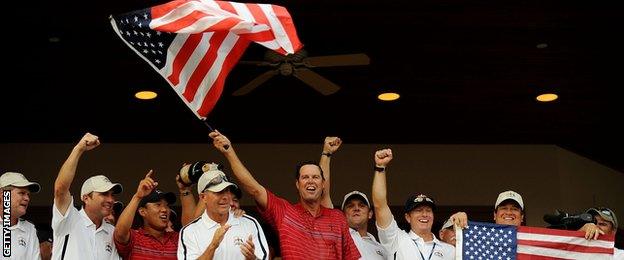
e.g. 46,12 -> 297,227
178,211 -> 269,260
51,197 -> 120,260
376,218 -> 454,260
614,248 -> 623,260
349,228 -> 387,260
7,218 -> 40,259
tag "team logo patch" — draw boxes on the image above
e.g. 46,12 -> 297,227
18,237 -> 26,247
105,243 -> 113,253
234,236 -> 244,246
434,251 -> 443,257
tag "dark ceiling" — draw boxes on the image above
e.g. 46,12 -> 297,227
2,0 -> 622,171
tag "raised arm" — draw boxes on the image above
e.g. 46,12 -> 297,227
371,149 -> 393,228
209,131 -> 268,210
176,168 -> 198,226
114,170 -> 157,244
319,137 -> 342,209
54,133 -> 100,215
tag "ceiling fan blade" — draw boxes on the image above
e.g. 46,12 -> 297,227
293,68 -> 340,95
238,60 -> 275,66
232,69 -> 279,96
303,53 -> 370,68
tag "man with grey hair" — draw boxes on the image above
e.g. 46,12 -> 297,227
52,133 -> 123,260
0,171 -> 41,259
178,163 -> 268,260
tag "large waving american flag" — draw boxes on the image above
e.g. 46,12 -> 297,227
456,221 -> 615,260
110,0 -> 302,118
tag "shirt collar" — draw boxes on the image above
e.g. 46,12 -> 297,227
9,218 -> 27,231
409,230 -> 441,245
294,203 -> 328,218
139,227 -> 177,240
349,228 -> 379,243
79,208 -> 111,234
201,210 -> 240,229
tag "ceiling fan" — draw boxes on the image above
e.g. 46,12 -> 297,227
232,49 -> 370,96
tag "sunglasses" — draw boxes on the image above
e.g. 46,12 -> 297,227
202,174 -> 229,193
596,207 -> 614,216
413,194 -> 433,203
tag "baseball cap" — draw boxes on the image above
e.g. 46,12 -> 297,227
341,190 -> 371,210
0,172 -> 41,193
231,185 -> 243,199
404,194 -> 436,213
139,189 -> 176,208
113,201 -> 124,214
441,217 -> 454,230
494,190 -> 524,210
197,164 -> 237,194
586,207 -> 618,228
80,175 -> 123,197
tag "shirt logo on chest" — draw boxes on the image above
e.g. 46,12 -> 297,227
233,236 -> 244,246
105,242 -> 113,253
434,251 -> 443,257
18,237 -> 26,247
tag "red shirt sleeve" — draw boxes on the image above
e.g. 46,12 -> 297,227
257,189 -> 287,228
113,229 -> 136,259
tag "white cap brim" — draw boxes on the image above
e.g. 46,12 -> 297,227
204,182 -> 237,193
8,181 -> 41,193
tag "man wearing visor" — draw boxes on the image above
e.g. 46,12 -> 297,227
178,165 -> 268,260
0,171 -> 42,259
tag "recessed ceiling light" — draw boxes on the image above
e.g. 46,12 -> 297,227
135,91 -> 158,100
536,43 -> 548,49
536,93 -> 558,102
378,92 -> 400,101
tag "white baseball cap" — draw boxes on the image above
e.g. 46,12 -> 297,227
80,175 -> 123,197
341,190 -> 371,210
197,164 -> 237,194
495,190 -> 524,210
0,172 -> 41,193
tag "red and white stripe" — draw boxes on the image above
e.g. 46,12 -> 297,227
517,226 -> 615,260
152,0 -> 301,117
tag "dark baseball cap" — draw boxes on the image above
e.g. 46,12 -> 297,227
404,194 -> 436,213
139,189 -> 176,208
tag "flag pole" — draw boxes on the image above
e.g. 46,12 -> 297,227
202,118 -> 229,150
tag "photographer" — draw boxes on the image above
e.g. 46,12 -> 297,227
579,207 -> 623,259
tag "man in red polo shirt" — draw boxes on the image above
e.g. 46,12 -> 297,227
209,130 -> 361,259
113,171 -> 179,259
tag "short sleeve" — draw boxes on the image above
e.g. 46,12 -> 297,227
52,197 -> 79,237
376,216 -> 401,255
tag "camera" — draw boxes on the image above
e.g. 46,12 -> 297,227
543,210 -> 595,230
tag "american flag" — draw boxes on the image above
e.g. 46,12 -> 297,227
110,0 -> 302,118
456,221 -> 615,260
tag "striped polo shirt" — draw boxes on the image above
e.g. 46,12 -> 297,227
114,228 -> 178,260
259,190 -> 361,260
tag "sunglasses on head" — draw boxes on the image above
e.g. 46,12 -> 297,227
597,207 -> 614,216
202,174 -> 229,193
413,195 -> 433,203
